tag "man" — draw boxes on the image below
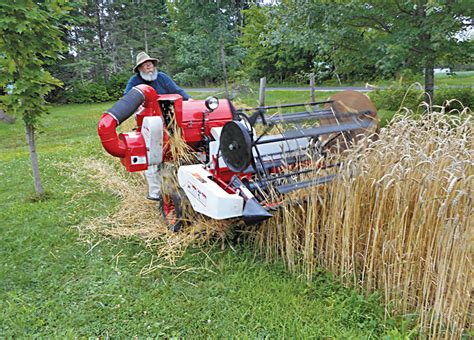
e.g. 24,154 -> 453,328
124,51 -> 191,100
125,51 -> 190,201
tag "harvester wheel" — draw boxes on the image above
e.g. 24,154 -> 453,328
160,192 -> 183,232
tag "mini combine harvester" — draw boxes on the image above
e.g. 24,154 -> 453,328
98,85 -> 379,231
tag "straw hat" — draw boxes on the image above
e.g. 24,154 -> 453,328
133,51 -> 159,73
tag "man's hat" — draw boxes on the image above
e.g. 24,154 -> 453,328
133,51 -> 158,73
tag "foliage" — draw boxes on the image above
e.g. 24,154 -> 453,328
370,87 -> 425,112
435,86 -> 474,110
265,0 -> 473,89
239,5 -> 313,83
167,1 -> 244,86
0,1 -> 69,125
53,71 -> 129,104
106,71 -> 131,99
65,82 -> 111,104
370,86 -> 473,111
0,0 -> 71,196
43,1 -> 473,99
47,0 -> 171,102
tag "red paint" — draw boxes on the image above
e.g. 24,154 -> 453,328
97,113 -> 126,158
178,99 -> 233,145
98,85 -> 236,178
135,85 -> 162,130
119,132 -> 148,172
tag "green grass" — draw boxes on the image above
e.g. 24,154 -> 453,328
0,99 -> 407,336
434,70 -> 474,86
241,70 -> 474,89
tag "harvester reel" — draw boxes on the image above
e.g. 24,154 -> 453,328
322,91 -> 379,151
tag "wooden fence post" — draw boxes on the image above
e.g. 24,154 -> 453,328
259,77 -> 266,107
310,73 -> 315,102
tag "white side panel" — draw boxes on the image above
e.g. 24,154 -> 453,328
210,126 -> 223,141
142,116 -> 164,166
178,165 -> 243,220
208,140 -> 227,169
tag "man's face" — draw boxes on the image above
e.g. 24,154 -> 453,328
139,61 -> 155,74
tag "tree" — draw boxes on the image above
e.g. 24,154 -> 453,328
50,0 -> 171,101
269,0 -> 473,105
167,1 -> 244,86
240,4 -> 314,83
0,1 -> 70,197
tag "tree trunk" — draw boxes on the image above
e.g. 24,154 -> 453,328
25,123 -> 44,196
95,0 -> 108,82
96,0 -> 104,50
424,64 -> 434,110
143,9 -> 148,53
220,43 -> 229,98
0,109 -> 16,124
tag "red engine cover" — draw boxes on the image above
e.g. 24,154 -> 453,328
178,99 -> 233,145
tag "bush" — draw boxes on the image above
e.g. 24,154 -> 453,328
64,82 -> 111,104
369,86 -> 424,111
369,86 -> 473,112
434,86 -> 473,111
106,72 -> 130,100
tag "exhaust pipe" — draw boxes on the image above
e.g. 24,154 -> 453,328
97,85 -> 158,158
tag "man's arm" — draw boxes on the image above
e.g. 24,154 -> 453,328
159,72 -> 191,100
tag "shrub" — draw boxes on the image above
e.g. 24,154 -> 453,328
434,86 -> 473,111
369,86 -> 424,111
106,72 -> 130,100
370,85 -> 473,112
65,82 -> 111,104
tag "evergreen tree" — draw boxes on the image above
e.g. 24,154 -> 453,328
167,1 -> 244,86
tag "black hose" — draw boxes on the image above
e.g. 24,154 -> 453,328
106,87 -> 145,124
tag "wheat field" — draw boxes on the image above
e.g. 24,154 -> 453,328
249,109 -> 472,337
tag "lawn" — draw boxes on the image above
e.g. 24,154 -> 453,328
434,70 -> 474,86
0,96 -> 407,336
263,70 -> 474,88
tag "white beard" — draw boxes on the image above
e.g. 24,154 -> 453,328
140,69 -> 158,81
